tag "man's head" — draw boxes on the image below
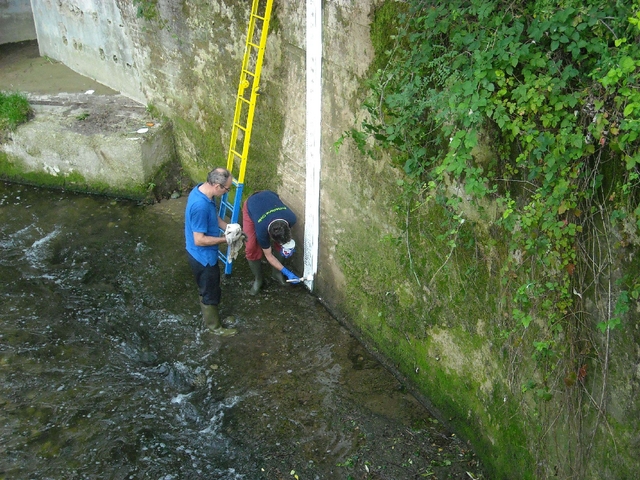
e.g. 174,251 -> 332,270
268,219 -> 291,245
206,168 -> 232,197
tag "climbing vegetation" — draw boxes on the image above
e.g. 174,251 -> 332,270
342,0 -> 640,471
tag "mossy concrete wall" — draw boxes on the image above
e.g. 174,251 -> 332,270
18,1 -> 640,479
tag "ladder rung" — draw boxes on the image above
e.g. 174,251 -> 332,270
251,14 -> 266,21
248,42 -> 260,49
233,123 -> 247,132
230,149 -> 243,158
242,69 -> 256,77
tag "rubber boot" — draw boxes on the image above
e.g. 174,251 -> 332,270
200,302 -> 237,337
248,259 -> 264,295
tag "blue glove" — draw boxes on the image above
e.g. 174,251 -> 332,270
281,267 -> 300,284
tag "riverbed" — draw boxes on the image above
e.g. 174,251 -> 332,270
0,181 -> 485,479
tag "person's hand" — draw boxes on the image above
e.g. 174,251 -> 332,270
281,267 -> 300,284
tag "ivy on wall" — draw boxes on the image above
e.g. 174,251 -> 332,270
341,0 -> 640,475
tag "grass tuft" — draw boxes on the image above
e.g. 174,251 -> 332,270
0,91 -> 32,133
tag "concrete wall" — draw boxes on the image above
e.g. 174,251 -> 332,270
30,0 -> 145,103
0,0 -> 36,44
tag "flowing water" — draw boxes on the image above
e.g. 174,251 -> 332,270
0,181 -> 485,479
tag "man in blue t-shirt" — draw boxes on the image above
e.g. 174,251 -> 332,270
185,167 -> 237,336
242,190 -> 301,295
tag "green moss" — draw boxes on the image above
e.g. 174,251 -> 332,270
333,172 -> 538,478
412,344 -> 532,479
358,314 -> 534,479
243,95 -> 284,194
146,0 -> 285,196
267,1 -> 281,35
0,152 -> 154,201
133,0 -> 159,22
172,110 -> 226,175
145,103 -> 165,121
369,1 -> 409,76
170,78 -> 284,195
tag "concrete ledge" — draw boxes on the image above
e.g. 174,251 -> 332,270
1,92 -> 175,199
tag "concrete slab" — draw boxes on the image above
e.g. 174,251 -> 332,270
2,92 -> 172,191
1,41 -> 176,199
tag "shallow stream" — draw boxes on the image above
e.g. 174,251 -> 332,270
0,181 -> 484,479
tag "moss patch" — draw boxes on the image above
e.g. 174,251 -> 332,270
242,90 -> 285,194
369,1 -> 408,76
332,174 -> 535,478
0,152 -> 155,201
0,91 -> 32,139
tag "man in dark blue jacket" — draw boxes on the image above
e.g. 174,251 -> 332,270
242,190 -> 301,295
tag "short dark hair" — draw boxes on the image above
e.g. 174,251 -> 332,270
207,167 -> 231,186
268,220 -> 291,245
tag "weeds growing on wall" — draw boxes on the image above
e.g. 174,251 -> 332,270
133,0 -> 158,22
342,0 -> 640,476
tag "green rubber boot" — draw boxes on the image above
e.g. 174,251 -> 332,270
200,302 -> 237,337
248,259 -> 264,295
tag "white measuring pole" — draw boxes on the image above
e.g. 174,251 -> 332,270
303,0 -> 322,291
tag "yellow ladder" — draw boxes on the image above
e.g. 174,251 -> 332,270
219,0 -> 273,274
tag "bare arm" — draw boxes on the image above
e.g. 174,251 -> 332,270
192,216 -> 228,246
193,230 -> 226,247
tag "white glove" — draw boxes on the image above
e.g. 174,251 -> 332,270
224,223 -> 242,243
224,223 -> 244,261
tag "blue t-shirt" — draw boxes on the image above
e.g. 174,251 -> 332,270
185,183 -> 220,266
247,190 -> 297,249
